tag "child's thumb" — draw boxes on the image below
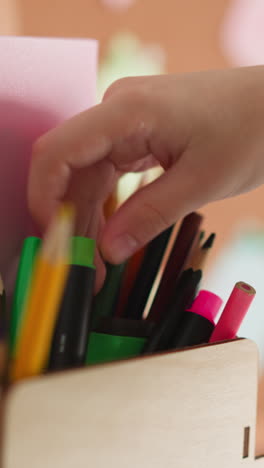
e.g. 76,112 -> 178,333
100,162 -> 202,263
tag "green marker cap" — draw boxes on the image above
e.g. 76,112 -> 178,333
71,236 -> 95,268
86,332 -> 146,366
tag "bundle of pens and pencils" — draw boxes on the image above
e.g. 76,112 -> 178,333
3,184 -> 256,383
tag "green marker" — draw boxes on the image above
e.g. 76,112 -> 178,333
10,237 -> 41,356
86,332 -> 146,365
48,236 -> 96,370
92,262 -> 126,327
86,317 -> 153,365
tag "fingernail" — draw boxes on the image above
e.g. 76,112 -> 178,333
111,233 -> 139,263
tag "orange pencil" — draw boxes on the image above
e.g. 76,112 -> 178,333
104,186 -> 118,219
114,172 -> 149,317
11,204 -> 74,381
115,247 -> 146,317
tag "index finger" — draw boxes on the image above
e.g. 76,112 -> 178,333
28,91 -> 150,227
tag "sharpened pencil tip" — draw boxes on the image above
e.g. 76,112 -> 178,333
202,233 -> 216,250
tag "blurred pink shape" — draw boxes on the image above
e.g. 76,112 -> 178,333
101,0 -> 135,9
221,0 -> 264,65
0,37 -> 97,296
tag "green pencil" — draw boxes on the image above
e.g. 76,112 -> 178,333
0,274 -> 7,384
10,237 -> 41,356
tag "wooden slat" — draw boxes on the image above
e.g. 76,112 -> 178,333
2,339 -> 261,468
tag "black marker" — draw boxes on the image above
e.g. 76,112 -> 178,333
170,290 -> 222,349
48,236 -> 95,370
95,316 -> 155,338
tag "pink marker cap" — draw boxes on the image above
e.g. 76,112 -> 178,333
186,290 -> 223,324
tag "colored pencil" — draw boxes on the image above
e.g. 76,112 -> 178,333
114,247 -> 146,317
104,186 -> 118,219
147,212 -> 203,323
10,237 -> 41,356
123,225 -> 174,319
209,281 -> 256,343
0,275 -> 7,383
143,269 -> 202,353
142,222 -> 180,319
11,204 -> 74,381
115,173 -> 150,317
189,233 -> 216,271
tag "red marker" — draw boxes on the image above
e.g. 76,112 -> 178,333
209,281 -> 256,343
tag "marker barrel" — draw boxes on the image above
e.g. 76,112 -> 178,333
48,237 -> 95,370
171,313 -> 214,349
171,290 -> 222,349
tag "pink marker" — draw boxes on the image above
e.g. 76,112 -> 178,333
170,290 -> 223,349
186,290 -> 223,323
209,282 -> 256,343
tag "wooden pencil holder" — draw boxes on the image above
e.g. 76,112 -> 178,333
1,338 -> 263,467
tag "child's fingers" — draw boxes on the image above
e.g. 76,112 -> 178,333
100,157 -> 205,264
94,247 -> 106,293
28,89 -> 153,227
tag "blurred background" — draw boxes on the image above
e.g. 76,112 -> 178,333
1,0 -> 264,451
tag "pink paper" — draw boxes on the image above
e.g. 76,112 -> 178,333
0,37 -> 98,294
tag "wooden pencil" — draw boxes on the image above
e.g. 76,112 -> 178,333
114,247 -> 146,317
189,233 -> 216,271
146,212 -> 203,323
114,173 -> 150,317
11,204 -> 74,381
143,269 -> 202,353
122,225 -> 174,320
104,186 -> 118,219
142,222 -> 179,319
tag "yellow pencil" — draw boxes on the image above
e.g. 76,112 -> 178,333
11,204 -> 74,381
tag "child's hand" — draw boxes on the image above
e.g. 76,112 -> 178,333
28,67 -> 264,288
